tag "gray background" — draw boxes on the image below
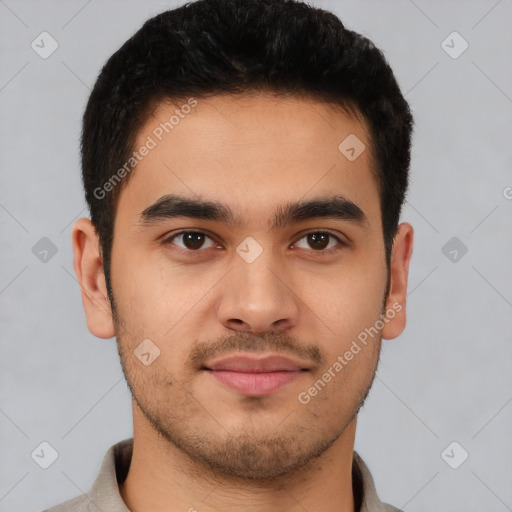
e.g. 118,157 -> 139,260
1,0 -> 511,511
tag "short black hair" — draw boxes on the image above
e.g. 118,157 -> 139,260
81,0 -> 413,298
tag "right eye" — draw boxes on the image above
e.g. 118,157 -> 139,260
163,231 -> 218,252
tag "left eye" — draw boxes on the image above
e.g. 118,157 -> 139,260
294,232 -> 342,251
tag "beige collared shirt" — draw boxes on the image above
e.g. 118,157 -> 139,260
43,438 -> 402,512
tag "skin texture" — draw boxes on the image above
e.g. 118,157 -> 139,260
72,93 -> 413,512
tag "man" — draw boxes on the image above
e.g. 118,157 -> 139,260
46,0 -> 414,510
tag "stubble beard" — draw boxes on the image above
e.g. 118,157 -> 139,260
110,293 -> 384,484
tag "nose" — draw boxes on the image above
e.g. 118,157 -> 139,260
216,249 -> 300,334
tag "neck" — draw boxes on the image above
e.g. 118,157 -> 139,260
120,403 -> 357,512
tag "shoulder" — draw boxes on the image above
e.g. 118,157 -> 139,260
40,438 -> 133,512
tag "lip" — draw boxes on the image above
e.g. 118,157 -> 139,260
203,354 -> 309,397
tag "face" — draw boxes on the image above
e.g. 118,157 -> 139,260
75,93 -> 412,481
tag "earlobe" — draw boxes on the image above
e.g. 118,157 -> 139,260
71,218 -> 116,339
382,222 -> 414,340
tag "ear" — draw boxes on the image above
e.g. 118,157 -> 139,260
71,218 -> 115,339
382,222 -> 414,340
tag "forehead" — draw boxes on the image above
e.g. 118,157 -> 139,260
116,93 -> 381,228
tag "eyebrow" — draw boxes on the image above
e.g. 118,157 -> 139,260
139,193 -> 368,230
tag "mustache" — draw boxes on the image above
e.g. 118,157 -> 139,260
187,331 -> 326,370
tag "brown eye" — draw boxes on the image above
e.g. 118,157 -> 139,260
307,233 -> 330,250
182,232 -> 206,250
167,231 -> 216,251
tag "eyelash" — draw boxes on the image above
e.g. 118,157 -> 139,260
162,230 -> 347,256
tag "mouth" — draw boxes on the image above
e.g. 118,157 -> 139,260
202,354 -> 309,397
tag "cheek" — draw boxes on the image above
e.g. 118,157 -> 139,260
110,246 -> 180,323
109,250 -> 216,369
302,258 -> 386,335
307,269 -> 386,378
